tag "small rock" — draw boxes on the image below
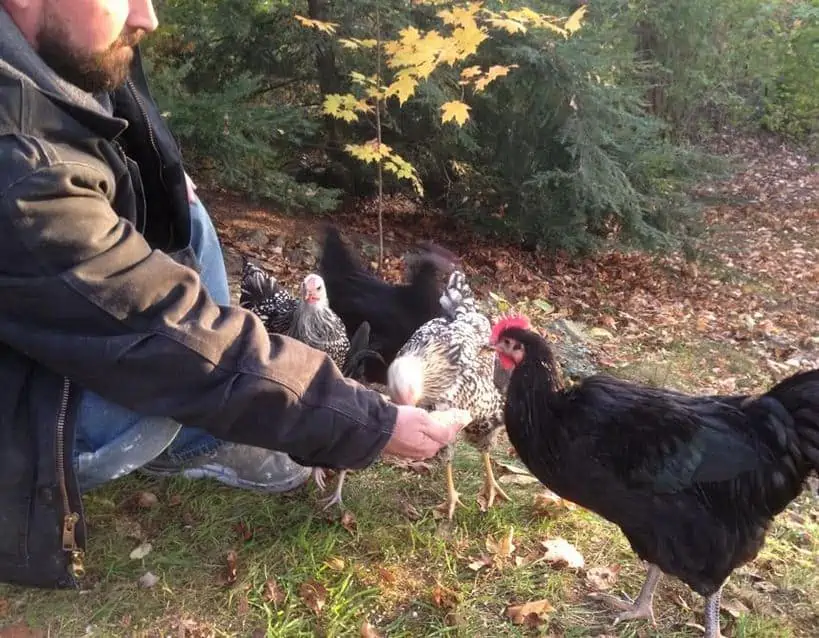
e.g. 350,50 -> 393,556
243,229 -> 269,248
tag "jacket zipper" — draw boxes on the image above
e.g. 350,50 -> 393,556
56,377 -> 85,579
126,78 -> 165,187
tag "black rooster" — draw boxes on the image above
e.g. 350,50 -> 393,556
317,225 -> 456,384
491,316 -> 819,638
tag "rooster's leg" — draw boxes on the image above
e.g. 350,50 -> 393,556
318,470 -> 348,511
435,462 -> 465,520
703,587 -> 726,638
591,563 -> 662,626
478,452 -> 511,510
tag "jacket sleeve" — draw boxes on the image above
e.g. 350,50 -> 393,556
0,139 -> 396,470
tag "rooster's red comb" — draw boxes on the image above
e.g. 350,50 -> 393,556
490,314 -> 532,344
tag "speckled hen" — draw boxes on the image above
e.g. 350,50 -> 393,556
387,270 -> 509,520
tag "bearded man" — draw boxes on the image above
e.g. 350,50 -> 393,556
0,0 -> 469,589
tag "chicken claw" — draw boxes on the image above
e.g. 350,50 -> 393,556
312,467 -> 327,492
590,563 -> 662,627
478,452 -> 511,510
317,469 -> 347,511
435,462 -> 465,520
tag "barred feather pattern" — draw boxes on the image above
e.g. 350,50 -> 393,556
392,270 -> 506,462
288,302 -> 351,371
239,260 -> 298,334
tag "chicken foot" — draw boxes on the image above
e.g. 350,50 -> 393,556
703,587 -> 726,638
478,452 -> 511,510
311,468 -> 348,511
435,462 -> 465,520
591,563 -> 662,626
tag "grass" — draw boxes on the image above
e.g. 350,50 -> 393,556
1,437 -> 817,637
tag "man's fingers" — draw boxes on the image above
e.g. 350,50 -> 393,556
424,408 -> 472,445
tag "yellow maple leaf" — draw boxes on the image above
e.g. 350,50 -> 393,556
485,17 -> 527,34
358,39 -> 379,48
437,3 -> 482,28
383,153 -> 424,195
451,24 -> 488,58
473,64 -> 518,91
294,15 -> 339,35
344,140 -> 393,164
565,5 -> 587,35
323,94 -> 371,123
385,71 -> 419,105
441,100 -> 471,126
460,65 -> 482,79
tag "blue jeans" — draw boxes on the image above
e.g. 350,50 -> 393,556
74,198 -> 225,490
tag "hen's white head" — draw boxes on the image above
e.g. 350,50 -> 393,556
387,355 -> 424,406
300,273 -> 328,307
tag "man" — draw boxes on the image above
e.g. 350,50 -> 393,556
0,0 -> 470,589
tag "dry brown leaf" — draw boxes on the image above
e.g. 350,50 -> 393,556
486,526 -> 516,557
263,579 -> 286,606
377,567 -> 396,585
540,538 -> 584,569
466,554 -> 494,572
497,473 -> 539,486
721,597 -> 750,618
129,541 -> 152,560
494,460 -> 532,476
299,579 -> 328,615
236,593 -> 250,616
136,491 -> 158,508
340,510 -> 358,534
360,620 -> 383,638
325,557 -> 346,571
532,490 -> 576,515
505,598 -> 555,627
0,623 -> 45,638
399,500 -> 422,521
431,583 -> 459,610
168,492 -> 182,507
225,550 -> 238,585
233,521 -> 253,542
586,565 -> 621,591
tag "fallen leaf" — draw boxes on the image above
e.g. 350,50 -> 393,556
360,620 -> 383,638
540,538 -> 584,569
377,567 -> 396,585
262,579 -> 286,606
533,490 -> 576,515
497,473 -> 539,485
236,593 -> 250,616
299,579 -> 328,615
399,500 -> 422,521
721,597 -> 750,618
129,542 -> 152,560
136,491 -> 158,508
168,494 -> 183,507
431,583 -> 459,610
137,571 -> 159,588
225,550 -> 238,585
505,598 -> 555,627
340,511 -> 358,534
466,555 -> 494,572
0,622 -> 45,638
233,521 -> 253,542
486,526 -> 516,558
586,565 -> 620,591
494,460 -> 532,475
325,557 -> 346,571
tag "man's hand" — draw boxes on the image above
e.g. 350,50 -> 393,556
382,405 -> 472,460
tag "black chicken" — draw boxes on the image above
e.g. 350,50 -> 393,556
317,225 -> 456,384
491,316 -> 819,638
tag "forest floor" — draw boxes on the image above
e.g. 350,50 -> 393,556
0,130 -> 817,638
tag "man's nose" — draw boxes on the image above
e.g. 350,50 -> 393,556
128,0 -> 160,34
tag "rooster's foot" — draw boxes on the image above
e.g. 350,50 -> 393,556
478,453 -> 512,510
590,593 -> 656,626
311,467 -> 327,492
435,462 -> 465,520
590,563 -> 662,627
317,470 -> 347,511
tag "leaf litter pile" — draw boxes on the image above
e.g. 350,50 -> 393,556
1,132 -> 817,637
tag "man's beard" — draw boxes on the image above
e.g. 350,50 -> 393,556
36,22 -> 144,94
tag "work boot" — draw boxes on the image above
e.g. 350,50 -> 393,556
140,442 -> 312,493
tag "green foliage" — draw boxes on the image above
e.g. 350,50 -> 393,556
143,0 -> 819,254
